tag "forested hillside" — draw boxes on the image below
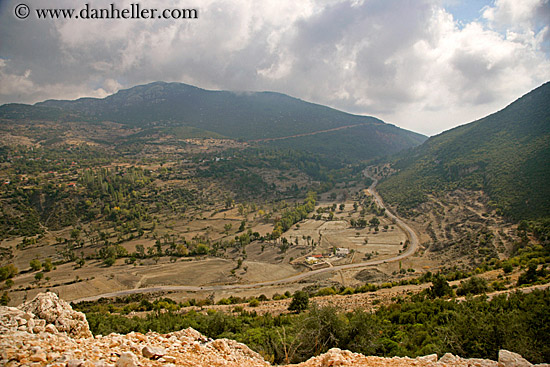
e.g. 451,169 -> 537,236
377,82 -> 550,220
0,82 -> 426,161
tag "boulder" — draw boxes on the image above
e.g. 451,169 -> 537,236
115,352 -> 139,367
142,345 -> 165,359
498,350 -> 533,367
18,292 -> 92,338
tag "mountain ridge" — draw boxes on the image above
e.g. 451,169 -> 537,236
377,81 -> 550,220
0,81 -> 427,161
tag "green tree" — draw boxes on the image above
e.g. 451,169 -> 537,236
0,291 -> 9,306
104,257 -> 116,267
369,217 -> 380,227
70,228 -> 81,241
196,243 -> 210,255
135,244 -> 145,258
288,291 -> 309,313
30,259 -> 42,271
0,265 -> 18,281
456,276 -> 490,296
299,305 -> 347,357
224,223 -> 232,235
429,274 -> 453,298
42,258 -> 53,272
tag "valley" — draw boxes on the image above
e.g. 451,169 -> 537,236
0,81 -> 548,364
1,162 -> 417,305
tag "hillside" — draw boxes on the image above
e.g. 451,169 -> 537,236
0,81 -> 426,161
0,292 -> 545,367
377,82 -> 550,220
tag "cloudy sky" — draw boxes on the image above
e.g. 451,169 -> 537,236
0,0 -> 548,136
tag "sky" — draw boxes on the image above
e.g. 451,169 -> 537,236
0,0 -> 549,136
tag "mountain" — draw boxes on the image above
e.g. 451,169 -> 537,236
0,82 -> 426,161
377,82 -> 550,220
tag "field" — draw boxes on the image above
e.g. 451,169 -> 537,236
4,192 -> 416,305
0,124 -> 536,310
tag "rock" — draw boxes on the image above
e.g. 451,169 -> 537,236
417,354 -> 438,363
67,359 -> 85,367
320,348 -> 348,366
142,345 -> 165,359
498,350 -> 533,367
1,293 -> 545,367
45,323 -> 59,334
29,351 -> 47,363
180,327 -> 207,342
439,353 -> 460,364
115,352 -> 139,367
0,306 -> 34,333
210,339 -> 231,354
18,292 -> 92,339
48,351 -> 61,361
94,362 -> 114,367
161,356 -> 176,363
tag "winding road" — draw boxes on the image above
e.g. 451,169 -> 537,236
74,172 -> 419,303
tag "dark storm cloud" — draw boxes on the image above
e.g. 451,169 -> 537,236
0,0 -> 548,135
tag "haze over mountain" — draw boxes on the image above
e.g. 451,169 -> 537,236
0,82 -> 426,161
377,82 -> 550,221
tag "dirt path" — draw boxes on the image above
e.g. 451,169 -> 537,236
73,175 -> 419,303
249,123 -> 371,142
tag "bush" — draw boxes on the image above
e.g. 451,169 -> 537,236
0,265 -> 18,281
316,287 -> 337,296
288,291 -> 309,313
456,277 -> 490,296
429,274 -> 453,298
502,262 -> 514,274
30,259 -> 41,271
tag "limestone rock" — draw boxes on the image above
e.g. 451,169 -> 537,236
0,293 -> 546,367
439,353 -> 460,364
45,323 -> 59,334
18,292 -> 92,338
499,350 -> 533,367
142,345 -> 165,359
161,356 -> 176,363
67,359 -> 86,367
29,350 -> 47,363
116,352 -> 139,367
320,348 -> 349,366
417,354 -> 438,363
0,306 -> 35,333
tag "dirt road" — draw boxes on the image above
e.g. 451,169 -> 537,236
74,172 -> 419,302
249,123 -> 371,142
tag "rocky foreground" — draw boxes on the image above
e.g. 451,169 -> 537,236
1,293 -> 547,367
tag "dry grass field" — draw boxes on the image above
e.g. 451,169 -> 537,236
3,190 -> 422,305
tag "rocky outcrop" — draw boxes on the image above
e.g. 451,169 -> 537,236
0,292 -> 547,367
292,348 -> 502,367
18,292 -> 92,338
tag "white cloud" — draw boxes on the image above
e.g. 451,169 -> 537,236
0,59 -> 35,99
0,0 -> 548,135
483,0 -> 549,30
